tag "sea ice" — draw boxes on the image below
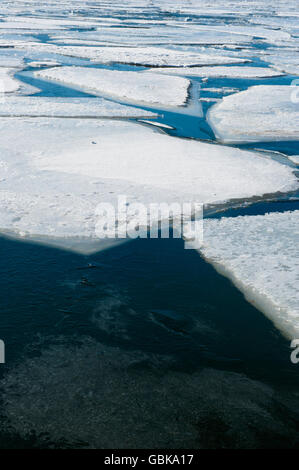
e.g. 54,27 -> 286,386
288,156 -> 299,165
148,66 -> 283,79
200,211 -> 299,339
0,56 -> 24,68
208,86 -> 299,143
0,67 -> 22,93
0,96 -> 155,118
35,67 -> 191,107
0,118 -> 296,250
26,44 -> 248,67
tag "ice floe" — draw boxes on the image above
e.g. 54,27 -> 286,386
0,119 -> 296,250
266,50 -> 299,76
27,60 -> 61,68
0,96 -> 155,118
35,66 -> 191,107
208,85 -> 299,143
0,67 -> 27,93
288,155 -> 299,165
24,44 -> 248,67
200,211 -> 299,339
0,56 -> 24,68
149,66 -> 283,79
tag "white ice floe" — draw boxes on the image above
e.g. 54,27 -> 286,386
0,56 -> 24,68
208,85 -> 299,143
200,98 -> 220,103
288,155 -> 299,165
46,23 -> 253,46
0,67 -> 22,93
0,118 -> 296,251
25,44 -> 248,67
148,66 -> 283,79
267,51 -> 299,76
35,66 -> 190,107
27,60 -> 61,68
0,96 -> 155,118
200,211 -> 299,339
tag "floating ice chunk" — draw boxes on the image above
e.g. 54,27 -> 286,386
26,44 -> 248,67
0,96 -> 155,118
0,56 -> 24,68
288,155 -> 299,165
0,16 -> 99,31
35,67 -> 190,107
138,120 -> 174,130
0,118 -> 296,250
0,67 -> 21,93
185,23 -> 291,43
208,86 -> 299,143
148,66 -> 283,79
200,211 -> 299,339
267,53 -> 299,76
200,97 -> 220,103
47,23 -> 252,46
27,60 -> 61,68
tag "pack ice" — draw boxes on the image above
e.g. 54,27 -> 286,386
0,96 -> 155,118
208,86 -> 299,143
0,68 -> 22,93
200,211 -> 299,340
35,67 -> 190,107
0,118 -> 297,251
26,44 -> 248,67
148,66 -> 283,79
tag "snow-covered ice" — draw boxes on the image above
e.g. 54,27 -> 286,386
0,96 -> 155,118
0,56 -> 24,68
0,118 -> 296,251
25,44 -> 248,67
0,67 -> 22,93
35,67 -> 191,107
288,155 -> 299,165
148,66 -> 283,79
208,86 -> 299,143
200,211 -> 299,339
266,50 -> 299,76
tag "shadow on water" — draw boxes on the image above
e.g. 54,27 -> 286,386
0,233 -> 297,384
0,234 -> 299,448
